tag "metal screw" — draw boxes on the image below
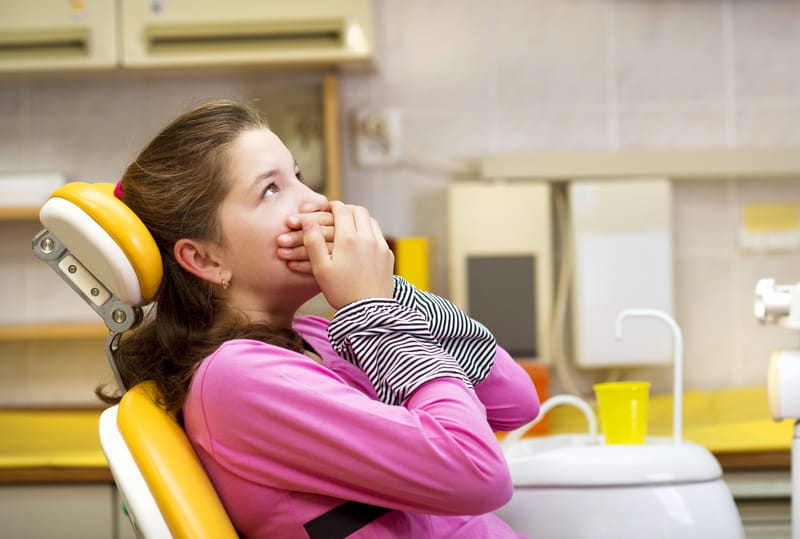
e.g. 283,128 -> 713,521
68,265 -> 77,274
112,309 -> 127,324
91,288 -> 100,297
40,238 -> 55,254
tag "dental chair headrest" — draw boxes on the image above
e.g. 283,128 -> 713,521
39,182 -> 163,306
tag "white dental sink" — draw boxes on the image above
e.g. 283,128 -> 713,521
496,433 -> 745,538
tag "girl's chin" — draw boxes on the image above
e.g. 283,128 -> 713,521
297,279 -> 323,299
294,286 -> 328,315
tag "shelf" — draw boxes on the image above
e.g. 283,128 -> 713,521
0,323 -> 108,341
0,407 -> 110,484
0,466 -> 112,484
481,147 -> 800,181
0,207 -> 40,221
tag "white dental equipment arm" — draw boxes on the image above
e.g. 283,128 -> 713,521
754,278 -> 800,420
615,309 -> 683,445
755,278 -> 800,330
754,278 -> 800,539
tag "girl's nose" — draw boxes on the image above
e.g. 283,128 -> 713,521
298,187 -> 329,214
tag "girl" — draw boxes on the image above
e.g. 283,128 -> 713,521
106,99 -> 539,538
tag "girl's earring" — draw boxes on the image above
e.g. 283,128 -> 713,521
220,274 -> 230,290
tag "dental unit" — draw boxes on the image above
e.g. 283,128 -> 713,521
495,309 -> 744,539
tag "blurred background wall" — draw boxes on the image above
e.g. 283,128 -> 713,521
2,0 -> 800,402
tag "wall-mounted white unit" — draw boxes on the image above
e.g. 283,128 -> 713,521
448,182 -> 553,364
0,0 -> 118,73
569,178 -> 674,368
119,0 -> 374,69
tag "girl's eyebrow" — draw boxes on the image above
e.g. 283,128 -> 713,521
250,169 -> 278,192
256,168 -> 279,181
248,156 -> 296,194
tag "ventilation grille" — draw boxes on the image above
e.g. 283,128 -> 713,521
0,29 -> 89,59
145,20 -> 344,54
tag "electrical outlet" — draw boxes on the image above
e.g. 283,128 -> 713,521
353,109 -> 402,167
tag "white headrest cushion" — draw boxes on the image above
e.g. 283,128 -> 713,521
40,197 -> 144,306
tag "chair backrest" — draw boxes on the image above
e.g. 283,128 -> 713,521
99,404 -> 173,538
35,182 -> 237,538
114,382 -> 238,539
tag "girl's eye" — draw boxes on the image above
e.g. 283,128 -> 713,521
263,183 -> 279,198
295,168 -> 304,182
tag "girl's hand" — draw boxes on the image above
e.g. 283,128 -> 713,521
303,201 -> 394,309
277,211 -> 334,273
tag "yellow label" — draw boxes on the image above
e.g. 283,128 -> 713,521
742,203 -> 799,233
394,237 -> 430,291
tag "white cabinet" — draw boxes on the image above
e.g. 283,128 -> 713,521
0,0 -> 374,73
0,484 -> 143,538
120,0 -> 374,69
0,0 -> 117,73
0,484 -> 114,538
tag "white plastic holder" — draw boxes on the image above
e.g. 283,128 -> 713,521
615,308 -> 683,444
755,278 -> 800,330
500,394 -> 598,451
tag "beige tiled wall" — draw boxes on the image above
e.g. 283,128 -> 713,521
338,0 -> 800,394
2,0 -> 800,403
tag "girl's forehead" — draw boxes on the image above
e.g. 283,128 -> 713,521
228,129 -> 291,172
221,129 -> 292,196
233,127 -> 285,152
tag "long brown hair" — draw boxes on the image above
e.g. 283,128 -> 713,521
98,99 -> 304,413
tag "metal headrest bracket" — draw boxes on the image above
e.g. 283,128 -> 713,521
33,228 -> 142,392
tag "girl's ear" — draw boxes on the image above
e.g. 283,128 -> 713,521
174,238 -> 225,285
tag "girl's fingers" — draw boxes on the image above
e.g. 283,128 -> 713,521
286,260 -> 313,274
279,226 -> 333,248
369,217 -> 387,246
302,220 -> 330,272
278,230 -> 333,253
329,201 -> 355,237
278,243 -> 333,262
307,201 -> 395,308
350,205 -> 373,236
287,210 -> 334,231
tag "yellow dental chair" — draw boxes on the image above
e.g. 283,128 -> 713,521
33,182 -> 238,539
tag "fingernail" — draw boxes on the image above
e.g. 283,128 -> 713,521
288,215 -> 300,226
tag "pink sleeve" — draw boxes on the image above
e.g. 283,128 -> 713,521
186,340 -> 513,515
295,314 -> 541,433
476,346 -> 541,432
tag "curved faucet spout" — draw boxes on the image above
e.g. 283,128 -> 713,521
615,308 -> 683,444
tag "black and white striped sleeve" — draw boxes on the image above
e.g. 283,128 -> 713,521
392,275 -> 496,385
327,298 -> 473,406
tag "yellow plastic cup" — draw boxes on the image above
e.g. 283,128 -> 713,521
593,381 -> 650,444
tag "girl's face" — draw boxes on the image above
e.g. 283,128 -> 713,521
215,127 -> 328,324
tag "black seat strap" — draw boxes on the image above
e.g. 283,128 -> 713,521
303,501 -> 391,539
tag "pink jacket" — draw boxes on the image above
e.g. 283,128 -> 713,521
183,314 -> 539,538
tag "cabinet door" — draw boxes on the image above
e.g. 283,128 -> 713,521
0,0 -> 117,73
0,484 -> 114,538
119,0 -> 374,69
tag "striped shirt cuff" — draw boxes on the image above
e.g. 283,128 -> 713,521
392,276 -> 496,384
328,298 -> 472,405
